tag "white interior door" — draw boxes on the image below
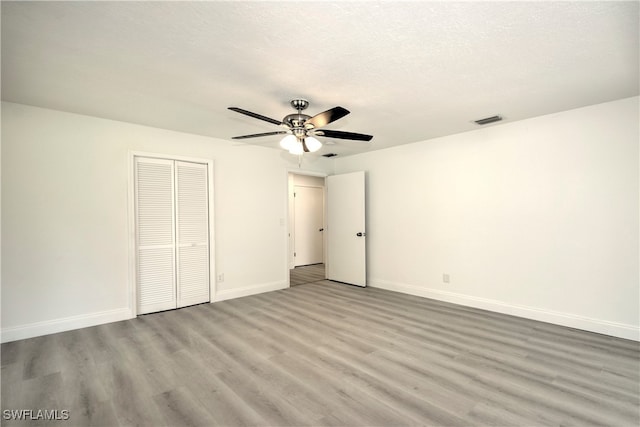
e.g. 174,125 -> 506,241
327,171 -> 366,287
294,185 -> 324,266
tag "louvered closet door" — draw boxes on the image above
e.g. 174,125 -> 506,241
175,161 -> 210,308
135,158 -> 177,315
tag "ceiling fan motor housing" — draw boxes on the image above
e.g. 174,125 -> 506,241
283,113 -> 311,129
285,99 -> 311,138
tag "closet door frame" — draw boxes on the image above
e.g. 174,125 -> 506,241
128,151 -> 215,317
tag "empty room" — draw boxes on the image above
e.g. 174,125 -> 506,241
1,1 -> 639,426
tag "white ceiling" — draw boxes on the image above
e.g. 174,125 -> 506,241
2,1 -> 638,157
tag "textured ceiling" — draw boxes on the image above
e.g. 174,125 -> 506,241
2,1 -> 638,157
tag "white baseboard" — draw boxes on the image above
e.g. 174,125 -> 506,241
1,281 -> 289,343
214,280 -> 288,302
368,279 -> 640,341
6,280 -> 635,343
1,308 -> 133,343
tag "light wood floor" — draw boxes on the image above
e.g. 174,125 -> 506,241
290,263 -> 325,286
2,281 -> 639,426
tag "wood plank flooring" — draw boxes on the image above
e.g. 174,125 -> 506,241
2,281 -> 639,426
289,263 -> 325,286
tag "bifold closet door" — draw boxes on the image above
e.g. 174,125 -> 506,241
135,157 -> 210,315
175,161 -> 210,308
135,158 -> 177,314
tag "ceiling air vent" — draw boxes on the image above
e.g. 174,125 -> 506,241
322,153 -> 338,158
474,115 -> 503,125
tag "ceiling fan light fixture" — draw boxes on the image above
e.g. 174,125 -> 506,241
304,136 -> 322,152
279,134 -> 297,150
288,141 -> 304,155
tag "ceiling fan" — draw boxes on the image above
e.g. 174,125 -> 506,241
228,99 -> 373,154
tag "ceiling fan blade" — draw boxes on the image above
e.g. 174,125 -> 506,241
228,107 -> 283,126
305,106 -> 350,129
315,129 -> 373,141
231,131 -> 288,140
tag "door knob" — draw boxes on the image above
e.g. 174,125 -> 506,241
319,228 -> 324,232
356,232 -> 366,237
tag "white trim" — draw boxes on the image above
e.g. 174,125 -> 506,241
369,279 -> 640,341
127,152 -> 137,318
1,308 -> 132,343
130,150 -> 214,165
128,151 -> 216,316
285,168 -> 328,178
206,160 -> 216,307
214,281 -> 287,302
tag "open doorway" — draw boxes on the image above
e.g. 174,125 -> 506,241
288,172 -> 326,286
290,263 -> 325,286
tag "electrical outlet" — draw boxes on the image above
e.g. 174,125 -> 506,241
443,274 -> 450,284
217,273 -> 224,283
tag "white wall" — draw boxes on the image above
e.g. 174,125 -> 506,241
1,102 -> 333,342
3,98 -> 638,342
335,97 -> 639,340
293,174 -> 325,188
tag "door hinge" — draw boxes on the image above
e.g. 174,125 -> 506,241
294,252 -> 296,257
